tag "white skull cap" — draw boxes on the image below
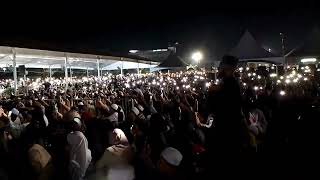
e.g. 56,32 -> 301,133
111,104 -> 119,111
161,147 -> 183,167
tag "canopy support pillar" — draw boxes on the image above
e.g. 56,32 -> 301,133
49,65 -> 52,80
137,60 -> 140,76
69,65 -> 72,79
121,59 -> 124,76
12,48 -> 17,95
97,58 -> 100,80
86,67 -> 89,77
149,62 -> 152,73
65,56 -> 68,90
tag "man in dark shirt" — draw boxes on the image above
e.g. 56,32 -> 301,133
208,56 -> 248,154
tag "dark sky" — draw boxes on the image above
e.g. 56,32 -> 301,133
0,0 -> 319,60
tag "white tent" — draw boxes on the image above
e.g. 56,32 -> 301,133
102,61 -> 158,70
0,46 -> 159,94
0,46 -> 158,69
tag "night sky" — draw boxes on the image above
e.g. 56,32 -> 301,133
0,0 -> 318,60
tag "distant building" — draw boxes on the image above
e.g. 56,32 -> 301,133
286,27 -> 320,65
128,45 -> 178,62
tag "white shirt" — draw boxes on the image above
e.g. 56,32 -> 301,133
67,131 -> 92,178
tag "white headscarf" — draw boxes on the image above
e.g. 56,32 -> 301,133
67,131 -> 92,178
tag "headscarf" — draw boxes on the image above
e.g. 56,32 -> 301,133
67,131 -> 92,178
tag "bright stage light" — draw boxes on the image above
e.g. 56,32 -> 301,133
191,51 -> 203,64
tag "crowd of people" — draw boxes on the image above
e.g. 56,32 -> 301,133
0,55 -> 320,180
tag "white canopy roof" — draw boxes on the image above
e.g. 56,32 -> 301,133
102,61 -> 158,70
0,46 -> 159,70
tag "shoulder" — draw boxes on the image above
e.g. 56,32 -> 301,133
67,131 -> 85,142
253,109 -> 264,115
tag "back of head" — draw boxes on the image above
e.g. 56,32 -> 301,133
65,110 -> 83,132
219,55 -> 239,68
30,107 -> 48,129
218,55 -> 239,78
28,144 -> 51,174
149,113 -> 166,133
110,128 -> 129,146
159,147 -> 183,173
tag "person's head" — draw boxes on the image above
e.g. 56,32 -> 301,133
109,128 -> 129,146
31,107 -> 47,130
10,108 -> 19,122
65,110 -> 83,132
158,147 -> 183,175
28,144 -> 51,175
218,55 -> 239,78
149,113 -> 166,133
21,110 -> 32,123
131,112 -> 148,138
128,107 -> 139,123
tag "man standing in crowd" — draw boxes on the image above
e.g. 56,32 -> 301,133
208,55 -> 248,154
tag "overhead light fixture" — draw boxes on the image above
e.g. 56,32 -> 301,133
301,58 -> 316,63
129,50 -> 138,53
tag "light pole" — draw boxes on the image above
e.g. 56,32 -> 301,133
192,51 -> 203,66
280,32 -> 286,67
